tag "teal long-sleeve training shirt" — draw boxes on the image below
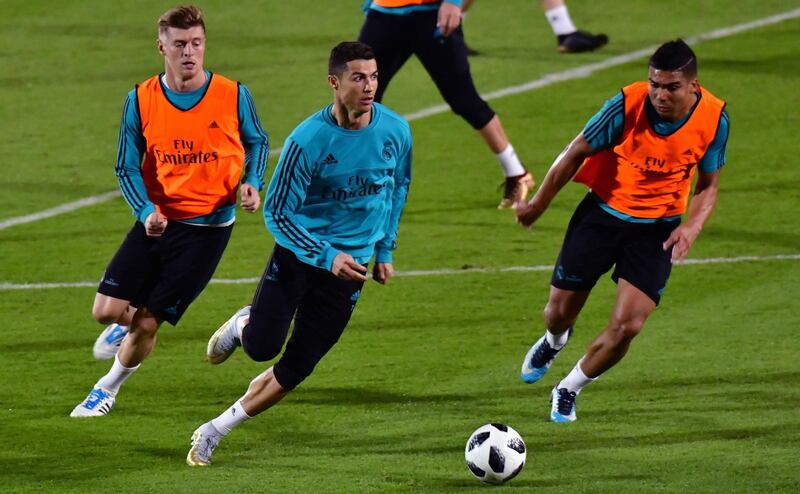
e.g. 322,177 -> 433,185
264,102 -> 412,271
115,70 -> 269,226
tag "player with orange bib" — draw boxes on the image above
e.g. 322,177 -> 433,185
70,5 -> 269,418
514,39 -> 729,422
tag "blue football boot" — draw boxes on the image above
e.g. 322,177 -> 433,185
520,327 -> 572,383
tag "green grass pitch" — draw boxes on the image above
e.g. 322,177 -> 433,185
1,1 -> 799,492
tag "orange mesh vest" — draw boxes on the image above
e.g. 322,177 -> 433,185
573,82 -> 725,218
372,0 -> 440,7
136,74 -> 244,220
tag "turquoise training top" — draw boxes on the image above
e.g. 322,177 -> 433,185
363,0 -> 463,16
264,102 -> 412,271
581,90 -> 730,223
116,70 -> 269,226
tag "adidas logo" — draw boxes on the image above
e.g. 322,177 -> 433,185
208,121 -> 220,129
682,148 -> 693,156
321,153 -> 338,165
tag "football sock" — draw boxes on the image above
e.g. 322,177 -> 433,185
545,328 -> 571,350
544,5 -> 577,37
557,358 -> 596,394
96,354 -> 140,394
211,399 -> 251,435
495,144 -> 526,177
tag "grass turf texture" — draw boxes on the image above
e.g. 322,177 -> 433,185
1,0 -> 799,492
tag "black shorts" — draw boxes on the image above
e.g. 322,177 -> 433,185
551,194 -> 679,305
97,221 -> 232,325
243,244 -> 365,391
358,9 -> 495,130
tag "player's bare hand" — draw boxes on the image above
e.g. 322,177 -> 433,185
437,2 -> 462,37
332,253 -> 368,282
372,263 -> 394,285
515,200 -> 543,229
144,211 -> 168,237
663,225 -> 699,263
240,183 -> 260,213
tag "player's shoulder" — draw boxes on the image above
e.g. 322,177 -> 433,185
286,108 -> 332,149
375,102 -> 410,132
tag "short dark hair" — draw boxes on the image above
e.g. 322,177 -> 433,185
649,39 -> 697,78
328,41 -> 376,76
158,5 -> 205,35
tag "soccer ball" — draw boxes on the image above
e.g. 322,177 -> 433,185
464,423 -> 526,484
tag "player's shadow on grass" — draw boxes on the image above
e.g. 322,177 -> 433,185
290,386 -> 483,406
534,422 -> 791,454
602,370 -> 800,392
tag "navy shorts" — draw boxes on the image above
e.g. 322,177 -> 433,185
551,194 -> 679,305
243,244 -> 365,391
97,221 -> 232,325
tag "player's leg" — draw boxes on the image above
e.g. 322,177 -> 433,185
521,287 -> 589,383
549,217 -> 676,422
581,279 -> 656,377
189,264 -> 364,466
539,0 -> 608,53
521,195 -> 615,383
357,9 -> 414,102
187,366 -> 286,467
207,244 -> 306,364
90,223 -> 154,360
91,294 -> 136,360
410,12 -> 532,208
72,223 -> 232,418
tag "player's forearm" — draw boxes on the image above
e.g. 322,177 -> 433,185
682,182 -> 718,240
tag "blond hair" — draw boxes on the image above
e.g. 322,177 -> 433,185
158,5 -> 205,34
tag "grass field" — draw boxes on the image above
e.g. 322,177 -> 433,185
1,1 -> 800,492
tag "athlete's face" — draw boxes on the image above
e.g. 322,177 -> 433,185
647,67 -> 698,122
158,25 -> 206,82
330,59 -> 378,114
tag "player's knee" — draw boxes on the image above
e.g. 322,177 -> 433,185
272,359 -> 317,391
445,91 -> 494,129
92,304 -> 124,325
92,307 -> 117,325
241,328 -> 283,362
609,319 -> 645,343
243,342 -> 282,362
130,311 -> 160,337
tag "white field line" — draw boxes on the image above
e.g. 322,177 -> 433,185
0,191 -> 122,231
1,253 -> 798,291
2,8 -> 799,232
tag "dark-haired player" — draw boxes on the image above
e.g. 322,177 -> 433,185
515,39 -> 729,422
69,5 -> 268,418
186,41 -> 412,466
358,0 -> 534,209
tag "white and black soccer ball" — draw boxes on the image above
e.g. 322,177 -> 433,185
464,423 -> 526,484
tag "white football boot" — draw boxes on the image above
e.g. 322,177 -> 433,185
207,306 -> 250,364
70,387 -> 116,417
187,422 -> 224,466
93,323 -> 128,360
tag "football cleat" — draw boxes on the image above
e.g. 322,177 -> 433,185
550,387 -> 578,423
558,30 -> 609,54
70,387 -> 116,418
498,172 -> 535,209
93,323 -> 128,360
206,306 -> 250,364
187,422 -> 223,467
520,328 -> 572,384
